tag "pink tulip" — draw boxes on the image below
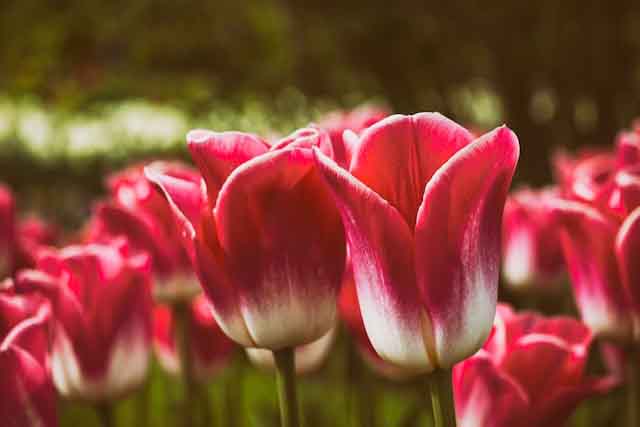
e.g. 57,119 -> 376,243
153,295 -> 235,380
313,113 -> 519,372
502,187 -> 565,290
453,304 -> 617,427
88,163 -> 201,301
0,278 -> 56,427
17,240 -> 152,401
145,127 -> 346,350
549,135 -> 640,341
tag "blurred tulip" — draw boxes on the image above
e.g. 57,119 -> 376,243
0,184 -> 16,278
17,240 -> 152,401
316,106 -> 389,168
549,136 -> 640,341
145,126 -> 346,351
88,163 -> 202,302
0,278 -> 56,427
453,304 -> 617,427
502,187 -> 565,290
13,216 -> 59,273
153,295 -> 234,380
245,327 -> 336,375
314,113 -> 519,373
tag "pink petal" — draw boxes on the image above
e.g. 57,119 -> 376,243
350,113 -> 473,227
453,352 -> 529,427
415,126 -> 519,367
215,148 -> 345,350
187,130 -> 269,203
500,335 -> 586,403
145,163 -> 206,261
550,198 -> 635,340
314,149 -> 432,371
616,206 -> 640,313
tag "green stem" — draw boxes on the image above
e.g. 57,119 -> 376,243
429,369 -> 456,427
347,341 -> 375,427
273,347 -> 301,427
174,302 -> 196,427
136,379 -> 150,427
627,345 -> 639,427
96,401 -> 115,427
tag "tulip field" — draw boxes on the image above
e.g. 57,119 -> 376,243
1,95 -> 639,427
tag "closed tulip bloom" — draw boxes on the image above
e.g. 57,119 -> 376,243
88,163 -> 201,301
153,295 -> 234,379
313,113 -> 519,373
502,187 -> 565,290
453,304 -> 617,427
145,126 -> 346,350
17,240 -> 153,401
0,279 -> 56,427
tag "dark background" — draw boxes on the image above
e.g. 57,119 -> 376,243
2,0 -> 640,214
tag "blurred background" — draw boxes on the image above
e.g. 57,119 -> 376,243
1,0 -> 640,224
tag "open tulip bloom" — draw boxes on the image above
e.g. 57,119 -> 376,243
0,279 -> 56,427
454,304 -> 617,427
16,240 -> 153,406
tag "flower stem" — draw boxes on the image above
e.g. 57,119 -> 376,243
273,347 -> 300,427
347,341 -> 376,427
627,345 -> 639,427
174,301 -> 196,427
429,369 -> 456,427
96,401 -> 115,427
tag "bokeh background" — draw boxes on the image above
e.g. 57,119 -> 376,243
2,0 -> 640,225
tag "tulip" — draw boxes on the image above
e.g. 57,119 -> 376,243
0,183 -> 15,278
88,162 -> 202,302
153,294 -> 234,379
146,126 -> 346,427
453,304 -> 617,427
16,240 -> 152,405
313,113 -> 519,370
245,327 -> 336,375
0,279 -> 56,427
313,113 -> 519,426
13,216 -> 59,272
502,187 -> 565,291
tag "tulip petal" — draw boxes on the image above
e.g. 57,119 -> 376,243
550,198 -> 634,339
415,126 -> 519,367
616,206 -> 640,314
215,148 -> 345,349
350,113 -> 473,227
314,149 -> 432,372
145,164 -> 206,261
453,352 -> 529,427
187,130 -> 269,203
